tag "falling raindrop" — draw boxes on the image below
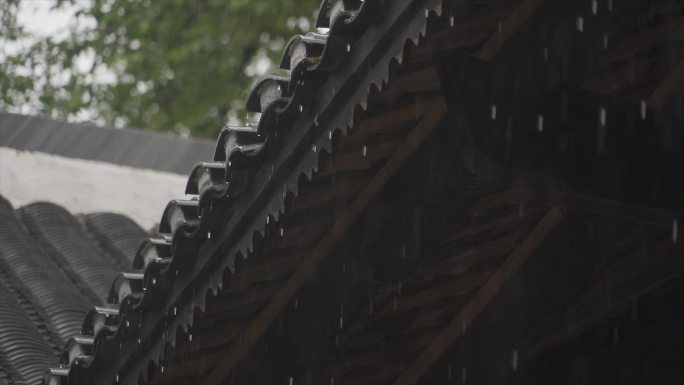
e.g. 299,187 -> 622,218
189,333 -> 193,342
346,43 -> 351,53
294,298 -> 298,310
328,130 -> 333,140
280,227 -> 284,237
362,145 -> 367,157
207,231 -> 211,240
299,105 -> 303,112
497,21 -> 503,32
640,100 -> 647,120
543,47 -> 549,62
330,377 -> 335,385
401,245 -> 406,258
339,316 -> 344,329
161,365 -> 164,373
598,108 -> 606,154
490,104 -> 497,120
608,0 -> 613,12
312,145 -> 317,153
289,376 -> 293,385
342,263 -> 346,273
228,160 -> 232,167
116,374 -> 120,382
603,34 -> 609,49
461,367 -> 467,383
591,0 -> 598,15
369,301 -> 374,314
450,15 -> 455,26
576,16 -> 584,32
518,202 -> 525,217
137,338 -> 141,344
673,219 -> 679,243
511,350 -> 518,370
447,365 -> 453,379
173,306 -> 177,316
125,320 -> 130,327
152,278 -> 156,285
536,114 -> 544,132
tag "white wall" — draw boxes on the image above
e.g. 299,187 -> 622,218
0,147 -> 190,230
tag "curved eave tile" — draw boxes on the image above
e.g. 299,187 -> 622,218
185,162 -> 226,195
280,32 -> 328,71
246,75 -> 291,113
132,237 -> 172,270
62,336 -> 95,366
158,199 -> 200,234
317,0 -> 380,33
81,305 -> 119,336
108,271 -> 145,305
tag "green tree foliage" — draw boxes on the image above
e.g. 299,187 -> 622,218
0,0 -> 320,138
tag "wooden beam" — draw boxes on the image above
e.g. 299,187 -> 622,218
608,17 -> 684,63
343,96 -> 438,144
203,97 -> 448,385
523,235 -> 684,363
393,206 -> 563,385
409,5 -> 512,60
648,58 -> 684,109
374,66 -> 441,104
561,191 -> 682,228
472,0 -> 544,61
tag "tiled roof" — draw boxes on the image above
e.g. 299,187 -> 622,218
0,196 -> 147,384
40,1 -> 450,383
0,113 -> 214,175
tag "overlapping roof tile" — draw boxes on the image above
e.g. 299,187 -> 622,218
0,196 -> 148,384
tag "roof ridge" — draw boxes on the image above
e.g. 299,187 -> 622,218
0,113 -> 215,175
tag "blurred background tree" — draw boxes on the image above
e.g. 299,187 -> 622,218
0,0 -> 320,138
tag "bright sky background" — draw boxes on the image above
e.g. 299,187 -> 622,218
7,0 -> 111,120
17,0 -> 89,39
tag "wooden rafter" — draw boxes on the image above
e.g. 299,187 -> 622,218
203,97 -> 449,385
648,58 -> 684,109
472,0 -> 544,61
560,191 -> 682,227
523,234 -> 684,364
393,206 -> 563,385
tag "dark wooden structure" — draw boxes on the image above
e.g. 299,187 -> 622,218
1,0 -> 682,384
